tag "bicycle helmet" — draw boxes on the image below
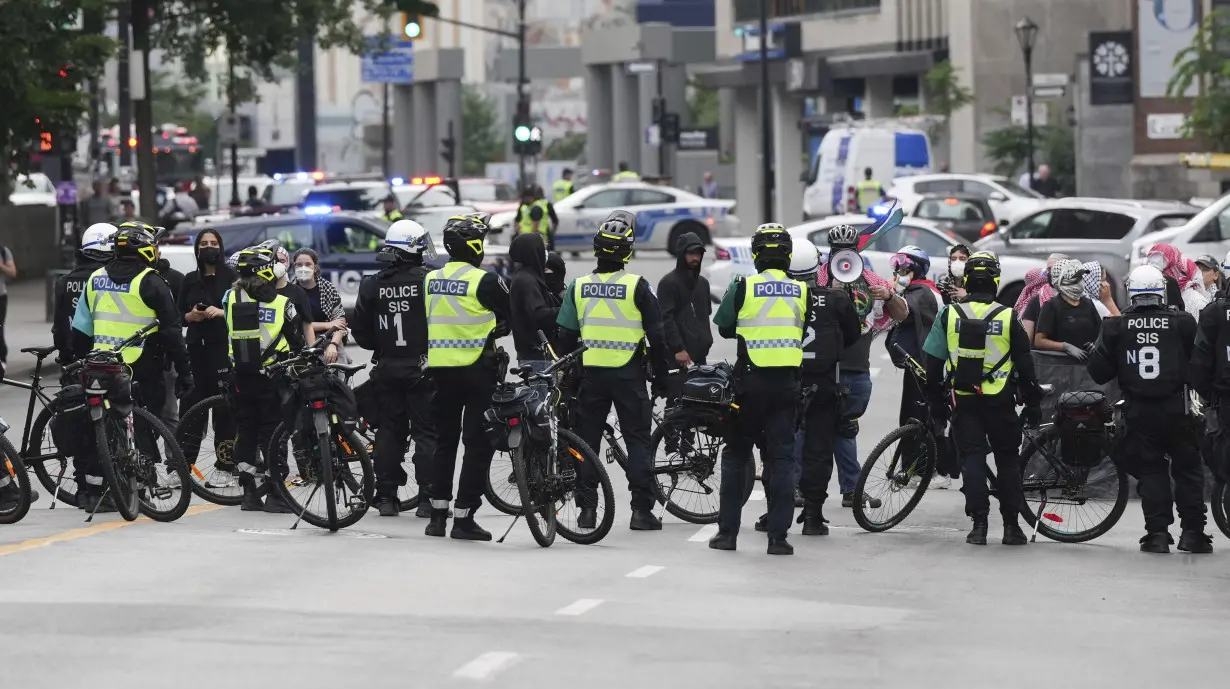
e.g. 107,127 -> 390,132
382,218 -> 436,261
787,238 -> 820,281
827,223 -> 860,249
889,245 -> 930,278
593,210 -> 636,263
442,215 -> 488,263
112,221 -> 159,264
233,245 -> 279,282
1127,265 -> 1166,307
963,250 -> 1001,290
750,223 -> 792,271
81,223 -> 117,261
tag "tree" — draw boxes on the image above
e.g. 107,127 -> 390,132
461,85 -> 504,175
545,132 -> 586,161
0,0 -> 114,201
1167,10 -> 1230,151
686,76 -> 720,128
921,60 -> 975,159
982,124 -> 1076,195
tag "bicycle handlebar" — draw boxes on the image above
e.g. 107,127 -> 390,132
265,325 -> 343,375
890,342 -> 928,384
509,345 -> 588,383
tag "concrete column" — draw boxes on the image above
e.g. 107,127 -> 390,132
391,84 -> 414,179
718,87 -> 736,157
864,76 -> 894,119
661,63 -> 688,181
410,82 -> 435,175
585,65 -> 614,171
610,70 -> 640,173
772,86 -> 804,227
434,79 -> 462,176
637,70 -> 658,177
733,86 -> 762,228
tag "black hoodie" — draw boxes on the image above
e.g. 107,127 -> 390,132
177,231 -> 237,349
509,233 -> 560,360
656,232 -> 713,363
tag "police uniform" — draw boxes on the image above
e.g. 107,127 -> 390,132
1090,304 -> 1204,543
350,258 -> 436,513
53,257 -> 105,363
552,178 -> 573,202
1192,288 -> 1230,483
516,198 -> 554,250
855,179 -> 884,213
612,170 -> 640,182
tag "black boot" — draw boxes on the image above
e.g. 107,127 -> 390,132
450,516 -> 492,541
708,530 -> 737,551
1177,530 -> 1213,554
629,510 -> 662,531
577,507 -> 598,529
425,508 -> 448,537
262,488 -> 294,514
799,505 -> 829,536
754,513 -> 768,532
415,501 -> 432,518
966,515 -> 988,545
0,483 -> 21,511
375,496 -> 399,517
1139,532 -> 1171,553
767,537 -> 794,555
239,476 -> 264,512
1002,521 -> 1028,546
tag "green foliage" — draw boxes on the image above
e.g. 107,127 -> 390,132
1167,10 -> 1230,151
981,124 -> 1076,195
920,60 -> 975,146
461,85 -> 504,176
687,76 -> 720,128
545,132 -> 586,161
0,0 -> 115,198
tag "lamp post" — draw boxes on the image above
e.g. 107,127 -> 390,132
759,0 -> 773,223
1015,17 -> 1039,187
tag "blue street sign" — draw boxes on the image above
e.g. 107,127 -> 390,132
361,36 -> 414,84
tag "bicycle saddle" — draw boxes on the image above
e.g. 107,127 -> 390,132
21,345 -> 57,358
327,362 -> 367,375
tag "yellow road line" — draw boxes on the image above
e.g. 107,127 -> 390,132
0,503 -> 223,558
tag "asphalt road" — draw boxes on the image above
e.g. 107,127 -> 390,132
2,256 -> 1228,687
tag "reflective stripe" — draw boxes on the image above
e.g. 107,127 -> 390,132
945,301 -> 1014,396
429,338 -> 490,348
85,267 -> 158,363
84,474 -> 104,486
0,475 -> 11,489
236,462 -> 261,476
227,292 -> 290,367
426,262 -> 497,367
430,499 -> 450,510
582,339 -> 640,351
579,271 -> 643,329
575,271 -> 645,368
746,338 -> 802,349
735,270 -> 806,368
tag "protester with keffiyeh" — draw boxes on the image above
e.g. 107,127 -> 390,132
1146,243 -> 1200,314
1018,253 -> 1071,340
1081,261 -> 1119,317
1033,259 -> 1102,360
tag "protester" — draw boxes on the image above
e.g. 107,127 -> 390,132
1146,243 -> 1202,315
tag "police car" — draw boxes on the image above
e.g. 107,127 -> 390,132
160,210 -> 509,310
487,182 -> 738,253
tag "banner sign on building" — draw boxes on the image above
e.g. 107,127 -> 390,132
1089,31 -> 1134,105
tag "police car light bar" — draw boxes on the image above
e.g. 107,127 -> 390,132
410,176 -> 443,185
868,204 -> 891,218
390,177 -> 405,186
304,205 -> 336,215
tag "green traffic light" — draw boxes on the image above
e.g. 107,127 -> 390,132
404,22 -> 422,39
514,125 -> 531,142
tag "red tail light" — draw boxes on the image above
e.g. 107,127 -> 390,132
714,247 -> 731,261
980,221 -> 997,237
311,400 -> 326,409
507,417 -> 519,426
87,397 -> 103,406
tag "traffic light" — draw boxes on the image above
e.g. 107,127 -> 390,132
400,12 -> 422,40
440,134 -> 456,164
660,113 -> 680,145
513,117 -> 543,156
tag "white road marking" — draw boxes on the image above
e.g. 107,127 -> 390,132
688,524 -> 718,542
452,652 -> 521,680
869,367 -> 882,379
555,598 -> 604,616
748,489 -> 765,501
626,565 -> 664,578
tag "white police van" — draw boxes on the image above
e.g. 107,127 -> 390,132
801,125 -> 932,219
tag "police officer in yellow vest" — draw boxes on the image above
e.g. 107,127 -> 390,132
855,167 -> 886,213
921,251 -> 1042,546
612,161 -> 640,182
515,187 -> 557,250
424,215 -> 511,541
553,168 -> 574,201
223,245 -> 305,512
709,224 -> 809,555
70,222 -> 193,512
556,210 -> 672,531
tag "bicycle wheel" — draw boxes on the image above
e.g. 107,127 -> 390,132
647,422 -> 750,524
132,408 -> 192,522
268,422 -> 373,531
1213,479 -> 1229,539
176,395 -> 242,506
0,435 -> 32,524
512,445 -> 557,547
852,423 -> 935,532
95,417 -> 140,521
556,429 -> 615,545
484,450 -> 521,515
1018,426 -> 1129,543
393,432 -> 422,512
28,406 -> 79,507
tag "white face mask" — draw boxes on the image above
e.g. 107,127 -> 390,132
1147,254 -> 1167,271
895,274 -> 912,292
949,260 -> 966,278
294,266 -> 315,282
273,263 -> 287,280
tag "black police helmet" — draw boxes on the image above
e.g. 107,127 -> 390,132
751,223 -> 792,269
442,215 -> 488,261
593,210 -> 636,263
964,250 -> 1001,289
112,221 -> 159,265
233,245 -> 279,282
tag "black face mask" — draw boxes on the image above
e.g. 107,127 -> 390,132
198,247 -> 221,265
155,258 -> 171,273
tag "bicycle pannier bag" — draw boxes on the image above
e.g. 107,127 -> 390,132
1055,390 -> 1112,466
680,362 -> 737,406
50,384 -> 91,455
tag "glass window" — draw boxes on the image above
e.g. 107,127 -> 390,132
993,177 -> 1045,198
323,221 -> 382,254
916,180 -> 961,194
873,224 -> 950,256
396,186 -> 455,208
1145,214 -> 1194,235
1192,208 -> 1230,242
914,198 -> 990,222
1009,211 -> 1055,240
460,181 -> 517,202
960,180 -> 997,198
578,190 -> 628,209
1048,210 -> 1135,240
264,222 -> 314,253
626,189 -> 675,206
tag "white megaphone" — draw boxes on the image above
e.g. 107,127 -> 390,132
829,248 -> 864,283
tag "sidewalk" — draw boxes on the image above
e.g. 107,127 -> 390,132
4,279 -> 60,379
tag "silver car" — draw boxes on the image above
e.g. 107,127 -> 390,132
973,198 -> 1196,301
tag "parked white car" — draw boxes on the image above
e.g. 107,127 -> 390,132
9,173 -> 57,207
888,173 -> 1048,227
705,214 -> 1045,306
1128,191 -> 1230,270
487,182 -> 738,253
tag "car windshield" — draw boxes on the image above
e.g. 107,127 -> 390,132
263,180 -> 314,206
460,180 -> 517,202
396,185 -> 457,207
303,187 -> 384,211
993,177 -> 1045,199
410,210 -> 459,241
915,198 -> 989,222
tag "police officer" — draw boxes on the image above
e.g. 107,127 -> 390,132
553,169 -> 574,202
54,223 -> 116,364
424,215 -> 511,540
515,188 -> 557,250
1192,250 -> 1230,503
70,222 -> 194,511
1093,265 -> 1209,554
920,251 -> 1041,546
709,224 -> 809,555
224,246 -> 305,512
382,194 -> 405,224
350,219 -> 438,518
556,210 -> 671,531
612,162 -> 640,182
855,167 -> 885,213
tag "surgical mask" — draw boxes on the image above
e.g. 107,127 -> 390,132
273,263 -> 287,280
895,274 -> 912,292
1147,254 -> 1166,271
198,247 -> 220,265
294,266 -> 315,282
949,260 -> 965,278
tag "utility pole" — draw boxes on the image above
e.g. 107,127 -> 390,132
296,31 -> 318,171
228,52 -> 241,207
656,62 -> 666,179
381,82 -> 390,179
516,0 -> 528,192
84,8 -> 103,176
117,2 -> 132,169
758,1 -> 774,223
131,0 -> 157,220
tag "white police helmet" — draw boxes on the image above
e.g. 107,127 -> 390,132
788,238 -> 820,281
1222,249 -> 1230,280
1127,265 -> 1167,306
383,219 -> 437,260
81,223 -> 118,261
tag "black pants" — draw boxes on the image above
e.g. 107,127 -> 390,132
429,365 -> 496,513
75,365 -> 169,493
0,293 -> 8,364
373,373 -> 436,499
576,369 -> 656,513
952,395 -> 1024,523
719,378 -> 799,539
232,373 -> 281,481
797,394 -> 839,509
1120,409 -> 1206,533
177,347 -> 235,465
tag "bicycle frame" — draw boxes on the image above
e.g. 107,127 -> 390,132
2,361 -> 58,459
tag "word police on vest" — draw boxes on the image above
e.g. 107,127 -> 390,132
92,275 -> 133,292
581,283 -> 628,300
753,282 -> 802,298
957,319 -> 1004,335
1127,317 -> 1169,330
258,307 -> 278,324
428,279 -> 469,295
379,284 -> 420,299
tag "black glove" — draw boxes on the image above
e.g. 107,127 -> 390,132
1061,342 -> 1089,363
650,377 -> 667,400
1021,404 -> 1042,428
175,372 -> 195,398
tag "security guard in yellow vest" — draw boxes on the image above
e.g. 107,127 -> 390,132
553,169 -> 574,201
556,210 -> 672,531
855,167 -> 885,213
423,215 -> 511,541
223,245 -> 305,512
382,194 -> 405,224
70,222 -> 193,512
922,251 -> 1042,546
612,161 -> 640,182
709,223 -> 809,555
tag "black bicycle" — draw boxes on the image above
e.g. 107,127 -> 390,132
0,416 -> 31,524
3,345 -> 77,507
175,388 -> 244,506
264,330 -> 374,532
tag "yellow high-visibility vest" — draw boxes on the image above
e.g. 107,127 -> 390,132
85,266 -> 159,363
575,271 -> 645,368
425,262 -> 496,367
735,269 -> 805,368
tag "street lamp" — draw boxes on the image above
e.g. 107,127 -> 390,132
1015,16 -> 1039,187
